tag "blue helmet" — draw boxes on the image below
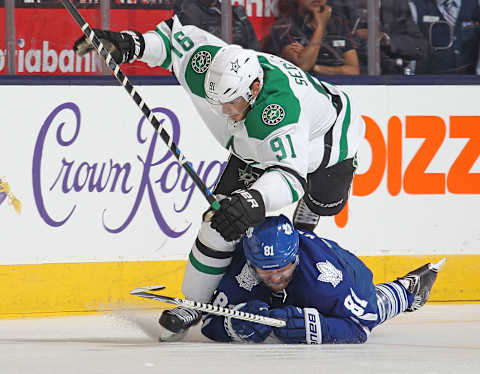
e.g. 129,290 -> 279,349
243,215 -> 299,270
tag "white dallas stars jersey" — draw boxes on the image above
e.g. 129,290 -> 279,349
140,16 -> 365,212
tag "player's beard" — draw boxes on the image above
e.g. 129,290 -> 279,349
263,272 -> 295,292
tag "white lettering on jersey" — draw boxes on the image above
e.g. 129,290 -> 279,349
303,307 -> 322,344
238,190 -> 259,208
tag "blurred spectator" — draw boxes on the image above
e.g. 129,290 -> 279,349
410,0 -> 480,74
174,0 -> 260,50
329,0 -> 359,30
341,0 -> 428,74
269,0 -> 360,75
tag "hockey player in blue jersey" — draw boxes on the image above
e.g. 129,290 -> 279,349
201,215 -> 445,344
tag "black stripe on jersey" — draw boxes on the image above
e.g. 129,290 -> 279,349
264,165 -> 307,193
320,126 -> 333,169
164,17 -> 174,30
195,238 -> 234,259
319,83 -> 343,168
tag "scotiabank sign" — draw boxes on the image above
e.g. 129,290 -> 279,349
0,5 -> 276,75
0,8 -> 175,75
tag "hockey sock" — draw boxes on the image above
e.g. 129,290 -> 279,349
182,221 -> 236,302
375,281 -> 414,324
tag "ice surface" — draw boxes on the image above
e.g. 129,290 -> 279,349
1,304 -> 479,374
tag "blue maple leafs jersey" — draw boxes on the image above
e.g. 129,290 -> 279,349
201,231 -> 379,344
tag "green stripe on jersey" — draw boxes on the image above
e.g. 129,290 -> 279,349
244,56 -> 301,140
338,92 -> 352,162
185,45 -> 222,98
189,251 -> 228,275
155,27 -> 172,69
305,73 -> 352,163
268,169 -> 300,203
305,73 -> 329,99
225,135 -> 235,151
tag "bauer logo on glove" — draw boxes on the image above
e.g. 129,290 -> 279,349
210,189 -> 266,242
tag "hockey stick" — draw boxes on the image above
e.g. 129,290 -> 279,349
61,0 -> 220,212
130,285 -> 287,328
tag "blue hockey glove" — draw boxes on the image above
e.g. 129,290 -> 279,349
210,189 -> 265,241
270,306 -> 322,344
226,300 -> 272,343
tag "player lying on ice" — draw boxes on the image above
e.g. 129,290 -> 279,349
198,215 -> 445,344
72,15 -> 366,339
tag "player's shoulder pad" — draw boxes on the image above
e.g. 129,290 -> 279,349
300,231 -> 341,248
244,56 -> 301,141
298,231 -> 336,254
184,45 -> 222,98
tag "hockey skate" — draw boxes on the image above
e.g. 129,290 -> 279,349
397,258 -> 446,312
293,199 -> 320,232
158,306 -> 201,342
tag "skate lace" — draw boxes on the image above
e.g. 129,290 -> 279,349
294,200 -> 320,225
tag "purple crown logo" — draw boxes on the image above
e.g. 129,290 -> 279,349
0,178 -> 7,206
0,177 -> 22,214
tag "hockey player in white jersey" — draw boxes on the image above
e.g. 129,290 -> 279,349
73,15 -> 365,340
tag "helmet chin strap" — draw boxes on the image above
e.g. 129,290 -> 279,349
245,79 -> 263,107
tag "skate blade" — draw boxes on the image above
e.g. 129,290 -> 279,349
431,258 -> 446,272
130,285 -> 166,294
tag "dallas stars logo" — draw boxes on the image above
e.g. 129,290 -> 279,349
261,104 -> 285,126
316,260 -> 343,288
238,163 -> 260,187
230,59 -> 240,73
191,50 -> 212,74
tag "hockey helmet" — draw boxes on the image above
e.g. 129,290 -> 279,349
243,215 -> 299,271
204,45 -> 264,105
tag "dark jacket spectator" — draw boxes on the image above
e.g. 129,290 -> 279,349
269,0 -> 360,75
174,0 -> 260,50
340,0 -> 428,74
410,0 -> 480,74
329,0 -> 360,30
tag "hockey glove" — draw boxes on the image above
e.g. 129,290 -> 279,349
226,300 -> 272,343
210,189 -> 265,242
73,29 -> 145,64
270,306 -> 322,344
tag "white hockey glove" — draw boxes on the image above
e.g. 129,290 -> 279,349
73,29 -> 145,64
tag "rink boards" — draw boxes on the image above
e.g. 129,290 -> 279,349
0,255 -> 478,318
0,81 -> 479,317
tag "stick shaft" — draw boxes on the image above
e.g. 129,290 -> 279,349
131,290 -> 286,328
61,0 -> 220,211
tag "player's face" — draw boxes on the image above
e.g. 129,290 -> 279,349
255,262 -> 296,292
220,96 -> 250,122
219,80 -> 262,122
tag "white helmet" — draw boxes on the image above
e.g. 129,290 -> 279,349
204,45 -> 264,105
